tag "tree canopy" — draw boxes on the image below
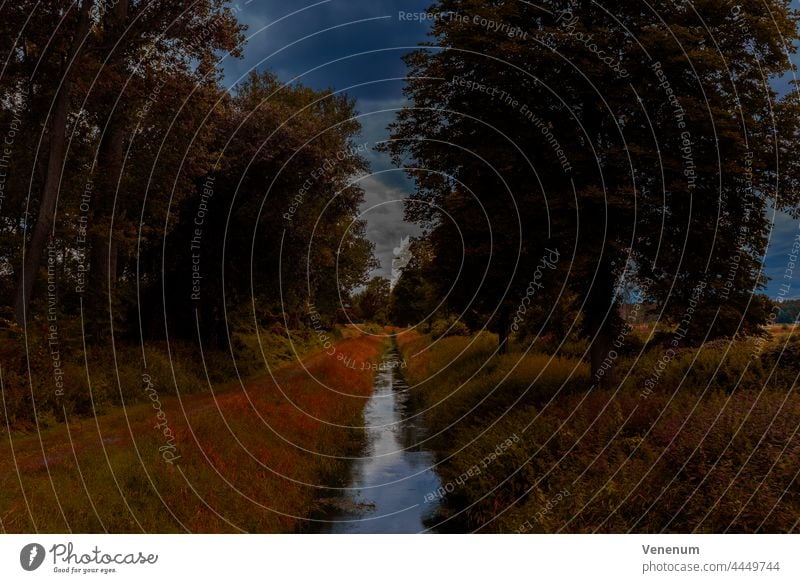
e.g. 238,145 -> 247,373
1,1 -> 376,350
385,0 -> 800,374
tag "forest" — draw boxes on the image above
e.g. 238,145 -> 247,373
1,1 -> 378,426
1,0 -> 800,535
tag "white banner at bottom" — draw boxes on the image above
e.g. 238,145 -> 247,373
0,534 -> 797,582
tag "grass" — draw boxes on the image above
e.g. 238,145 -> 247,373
766,323 -> 799,349
397,329 -> 800,533
0,324 -> 327,428
0,332 -> 388,533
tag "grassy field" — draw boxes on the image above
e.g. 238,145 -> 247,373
0,332 -> 387,533
397,327 -> 800,533
767,323 -> 800,344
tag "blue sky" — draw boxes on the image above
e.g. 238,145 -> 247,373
222,0 -> 799,298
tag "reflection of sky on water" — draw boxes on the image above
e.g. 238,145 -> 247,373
314,349 -> 441,534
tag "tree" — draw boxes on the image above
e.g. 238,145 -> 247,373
354,276 -> 391,323
5,0 -> 245,330
9,0 -> 95,324
776,300 -> 800,324
384,0 -> 800,377
157,71 -> 376,343
389,237 -> 437,326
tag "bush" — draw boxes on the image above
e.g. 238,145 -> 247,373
762,333 -> 800,390
0,322 -> 328,431
429,315 -> 470,339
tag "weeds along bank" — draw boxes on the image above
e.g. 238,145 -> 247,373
397,331 -> 800,533
0,324 -> 347,429
0,330 -> 387,532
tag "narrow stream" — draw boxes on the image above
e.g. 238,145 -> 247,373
312,345 -> 442,533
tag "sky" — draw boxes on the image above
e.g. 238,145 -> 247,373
221,0 -> 799,298
221,0 -> 429,287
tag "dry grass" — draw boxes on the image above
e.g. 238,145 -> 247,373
767,323 -> 799,345
397,329 -> 800,533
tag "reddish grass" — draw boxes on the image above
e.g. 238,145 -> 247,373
0,333 -> 387,533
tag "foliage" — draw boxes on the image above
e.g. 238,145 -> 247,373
0,325 -> 322,429
1,3 -> 375,345
383,0 -> 800,375
389,237 -> 438,326
428,315 -> 470,339
352,276 -> 391,324
776,300 -> 800,324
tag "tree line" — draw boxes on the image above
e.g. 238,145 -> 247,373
0,1 -> 376,350
385,0 -> 800,380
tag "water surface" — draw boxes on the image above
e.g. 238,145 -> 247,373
312,346 -> 441,533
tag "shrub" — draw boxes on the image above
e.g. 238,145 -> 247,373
429,315 -> 470,339
0,322 -> 332,431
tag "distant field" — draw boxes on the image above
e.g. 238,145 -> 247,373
767,323 -> 800,344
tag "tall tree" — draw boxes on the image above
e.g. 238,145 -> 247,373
10,0 -> 95,324
385,0 -> 800,376
354,276 -> 391,323
82,0 -> 244,338
6,0 -> 245,329
389,237 -> 437,326
158,71 -> 376,343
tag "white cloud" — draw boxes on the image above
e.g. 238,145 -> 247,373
354,174 -> 421,279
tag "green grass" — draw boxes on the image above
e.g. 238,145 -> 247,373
0,325 -> 325,429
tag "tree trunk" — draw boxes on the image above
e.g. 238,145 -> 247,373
497,307 -> 510,354
12,0 -> 94,325
589,312 -> 613,386
13,81 -> 71,324
86,114 -> 125,341
85,0 -> 130,340
89,117 -> 125,288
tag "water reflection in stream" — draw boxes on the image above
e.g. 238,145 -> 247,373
312,345 -> 441,533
